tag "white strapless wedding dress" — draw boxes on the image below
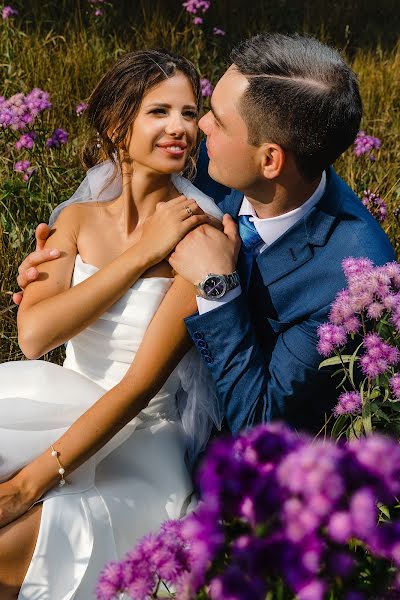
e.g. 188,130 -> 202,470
0,256 -> 196,599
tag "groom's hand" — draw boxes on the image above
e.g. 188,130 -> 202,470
169,214 -> 241,285
13,224 -> 60,305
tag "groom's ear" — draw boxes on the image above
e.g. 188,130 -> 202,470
260,143 -> 285,180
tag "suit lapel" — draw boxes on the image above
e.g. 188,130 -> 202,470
256,167 -> 343,287
221,188 -> 244,221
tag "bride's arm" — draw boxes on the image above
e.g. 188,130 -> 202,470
18,199 -> 208,359
0,275 -> 198,525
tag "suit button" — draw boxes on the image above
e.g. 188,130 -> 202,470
200,348 -> 211,357
193,332 -> 204,340
204,356 -> 214,364
197,340 -> 208,348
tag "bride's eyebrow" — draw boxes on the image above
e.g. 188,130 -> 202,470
145,102 -> 197,110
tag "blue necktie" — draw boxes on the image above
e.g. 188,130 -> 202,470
238,215 -> 264,290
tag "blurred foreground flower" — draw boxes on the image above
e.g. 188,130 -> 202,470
97,424 -> 400,599
213,27 -> 225,36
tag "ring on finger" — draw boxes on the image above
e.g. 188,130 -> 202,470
185,205 -> 194,217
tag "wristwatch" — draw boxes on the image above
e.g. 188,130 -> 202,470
196,271 -> 241,299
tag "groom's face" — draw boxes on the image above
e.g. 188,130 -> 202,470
199,66 -> 260,191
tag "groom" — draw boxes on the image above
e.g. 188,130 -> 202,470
15,34 -> 395,434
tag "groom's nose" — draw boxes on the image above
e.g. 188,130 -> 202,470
198,111 -> 210,134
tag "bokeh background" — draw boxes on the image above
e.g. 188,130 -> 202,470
1,0 -> 399,363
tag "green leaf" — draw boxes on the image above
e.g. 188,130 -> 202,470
319,354 -> 355,369
331,414 -> 349,440
369,402 -> 391,423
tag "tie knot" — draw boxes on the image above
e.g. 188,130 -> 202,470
239,215 -> 263,253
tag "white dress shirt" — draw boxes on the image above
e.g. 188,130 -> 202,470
197,171 -> 326,314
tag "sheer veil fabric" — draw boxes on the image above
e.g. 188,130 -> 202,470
49,160 -> 224,465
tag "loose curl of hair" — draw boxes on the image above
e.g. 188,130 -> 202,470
82,48 -> 202,180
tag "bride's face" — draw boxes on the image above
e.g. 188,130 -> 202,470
125,72 -> 198,175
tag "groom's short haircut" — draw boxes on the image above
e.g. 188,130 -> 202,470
230,33 -> 362,181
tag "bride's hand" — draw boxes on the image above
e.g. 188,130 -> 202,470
138,195 -> 211,265
0,478 -> 34,528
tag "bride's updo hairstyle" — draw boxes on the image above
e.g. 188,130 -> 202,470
82,49 -> 202,177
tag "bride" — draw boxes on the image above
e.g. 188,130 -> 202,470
0,49 -> 225,599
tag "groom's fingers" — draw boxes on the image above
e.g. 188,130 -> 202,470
222,214 -> 240,243
17,248 -> 61,289
35,223 -> 51,251
12,291 -> 24,306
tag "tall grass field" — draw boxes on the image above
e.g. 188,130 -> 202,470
1,0 -> 399,365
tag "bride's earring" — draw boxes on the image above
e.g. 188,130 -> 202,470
95,132 -> 102,149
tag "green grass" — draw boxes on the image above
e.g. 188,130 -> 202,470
1,4 -> 399,363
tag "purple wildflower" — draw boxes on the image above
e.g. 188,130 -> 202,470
213,27 -> 225,36
96,561 -> 123,600
333,391 -> 362,416
193,16 -> 203,25
15,131 -> 37,150
342,256 -> 374,281
354,130 -> 382,159
76,102 -> 89,116
95,8 -> 103,16
46,128 -> 68,148
317,323 -> 347,356
2,5 -> 18,19
360,333 -> 400,378
327,511 -> 353,543
200,78 -> 213,98
361,189 -> 387,222
183,0 -> 210,15
14,160 -> 31,173
390,373 -> 400,399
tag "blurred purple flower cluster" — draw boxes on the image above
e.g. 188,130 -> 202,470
318,257 -> 400,419
15,131 -> 37,150
0,89 -> 51,130
183,0 -> 210,27
98,424 -> 400,599
46,127 -> 68,148
88,0 -> 112,18
2,5 -> 18,19
1,88 -> 70,182
200,78 -> 213,97
14,160 -> 36,181
354,130 -> 382,160
361,189 -> 387,222
76,102 -> 89,116
183,0 -> 210,15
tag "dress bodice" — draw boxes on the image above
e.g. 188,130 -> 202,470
63,255 -> 181,420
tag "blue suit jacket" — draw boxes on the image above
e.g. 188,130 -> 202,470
185,142 -> 396,435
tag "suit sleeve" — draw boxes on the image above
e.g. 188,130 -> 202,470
184,293 -> 333,434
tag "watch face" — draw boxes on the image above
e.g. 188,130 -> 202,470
204,276 -> 226,298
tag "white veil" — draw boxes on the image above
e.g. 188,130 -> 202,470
49,160 -> 224,466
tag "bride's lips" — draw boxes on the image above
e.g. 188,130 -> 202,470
156,141 -> 187,158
